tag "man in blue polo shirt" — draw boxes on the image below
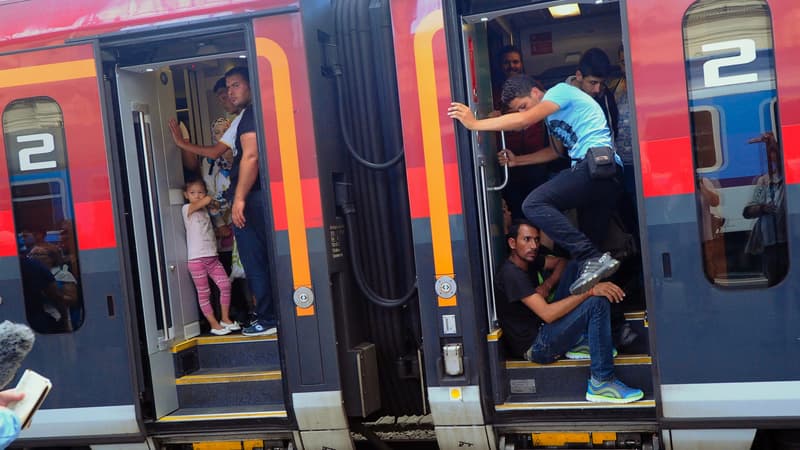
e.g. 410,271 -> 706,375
449,74 -> 622,295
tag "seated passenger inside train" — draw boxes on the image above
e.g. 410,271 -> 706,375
494,219 -> 643,404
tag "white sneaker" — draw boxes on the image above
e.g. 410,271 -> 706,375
210,327 -> 231,336
220,320 -> 241,331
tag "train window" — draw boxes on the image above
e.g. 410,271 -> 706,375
684,0 -> 788,288
691,107 -> 721,171
3,97 -> 85,333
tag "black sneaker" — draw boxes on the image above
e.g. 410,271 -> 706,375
242,320 -> 277,336
569,252 -> 620,295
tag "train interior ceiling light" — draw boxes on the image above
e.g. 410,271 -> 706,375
549,4 -> 581,18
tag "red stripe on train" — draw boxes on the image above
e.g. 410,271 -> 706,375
74,200 -> 116,250
0,210 -> 14,256
782,124 -> 800,185
640,136 -> 694,198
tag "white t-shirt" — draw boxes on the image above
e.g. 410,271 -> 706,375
219,111 -> 244,157
182,204 -> 218,260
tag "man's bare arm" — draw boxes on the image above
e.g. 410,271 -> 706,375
448,100 -> 560,131
522,282 -> 625,323
521,289 -> 592,324
499,147 -> 560,167
231,132 -> 259,228
540,255 -> 567,294
168,119 -> 229,159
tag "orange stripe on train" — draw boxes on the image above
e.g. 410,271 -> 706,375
0,59 -> 95,88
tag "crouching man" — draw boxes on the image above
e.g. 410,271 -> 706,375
495,219 -> 643,403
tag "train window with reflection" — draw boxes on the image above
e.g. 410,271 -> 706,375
684,0 -> 787,288
691,107 -> 721,171
3,97 -> 85,333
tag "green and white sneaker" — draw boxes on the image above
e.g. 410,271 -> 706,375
565,344 -> 617,360
586,378 -> 644,404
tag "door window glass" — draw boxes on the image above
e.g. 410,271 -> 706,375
4,97 -> 85,332
684,0 -> 788,287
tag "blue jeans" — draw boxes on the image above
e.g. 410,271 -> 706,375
522,158 -> 620,261
232,190 -> 275,325
527,260 -> 615,381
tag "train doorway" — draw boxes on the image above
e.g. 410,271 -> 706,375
110,30 -> 262,420
454,0 -> 654,420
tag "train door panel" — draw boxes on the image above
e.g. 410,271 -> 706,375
116,67 -> 195,418
250,11 -> 352,442
0,44 -> 141,440
460,20 -> 506,331
629,0 -> 800,425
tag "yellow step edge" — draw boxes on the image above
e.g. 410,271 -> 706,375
159,410 -> 288,422
505,355 -> 652,369
624,311 -> 646,320
171,334 -> 278,353
496,400 -> 656,411
195,334 -> 278,345
171,339 -> 198,354
176,370 -> 282,385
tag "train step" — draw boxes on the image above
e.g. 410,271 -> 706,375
496,397 -> 656,412
176,366 -> 284,409
172,333 -> 280,377
157,403 -> 288,423
504,354 -> 653,403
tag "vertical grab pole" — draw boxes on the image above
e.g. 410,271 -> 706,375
487,131 -> 509,191
478,160 -> 497,329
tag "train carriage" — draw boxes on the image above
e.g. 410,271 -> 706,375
0,0 -> 799,449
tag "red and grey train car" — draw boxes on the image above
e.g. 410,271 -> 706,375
0,0 -> 799,449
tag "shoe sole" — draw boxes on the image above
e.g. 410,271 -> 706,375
565,349 -> 617,360
585,390 -> 644,404
569,259 -> 621,295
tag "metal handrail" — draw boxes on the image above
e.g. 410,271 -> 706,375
487,131 -> 509,191
137,110 -> 171,341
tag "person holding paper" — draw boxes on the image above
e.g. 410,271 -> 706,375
0,390 -> 24,449
0,320 -> 35,448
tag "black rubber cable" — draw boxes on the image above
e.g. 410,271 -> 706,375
342,204 -> 417,307
334,73 -> 405,170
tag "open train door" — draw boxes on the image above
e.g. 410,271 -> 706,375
0,44 -> 143,442
115,65 -> 198,419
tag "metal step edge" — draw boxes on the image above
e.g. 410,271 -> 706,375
171,334 -> 278,353
157,408 -> 288,422
506,355 -> 652,369
176,369 -> 282,385
496,399 -> 656,411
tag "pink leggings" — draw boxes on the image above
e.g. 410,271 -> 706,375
188,256 -> 231,316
